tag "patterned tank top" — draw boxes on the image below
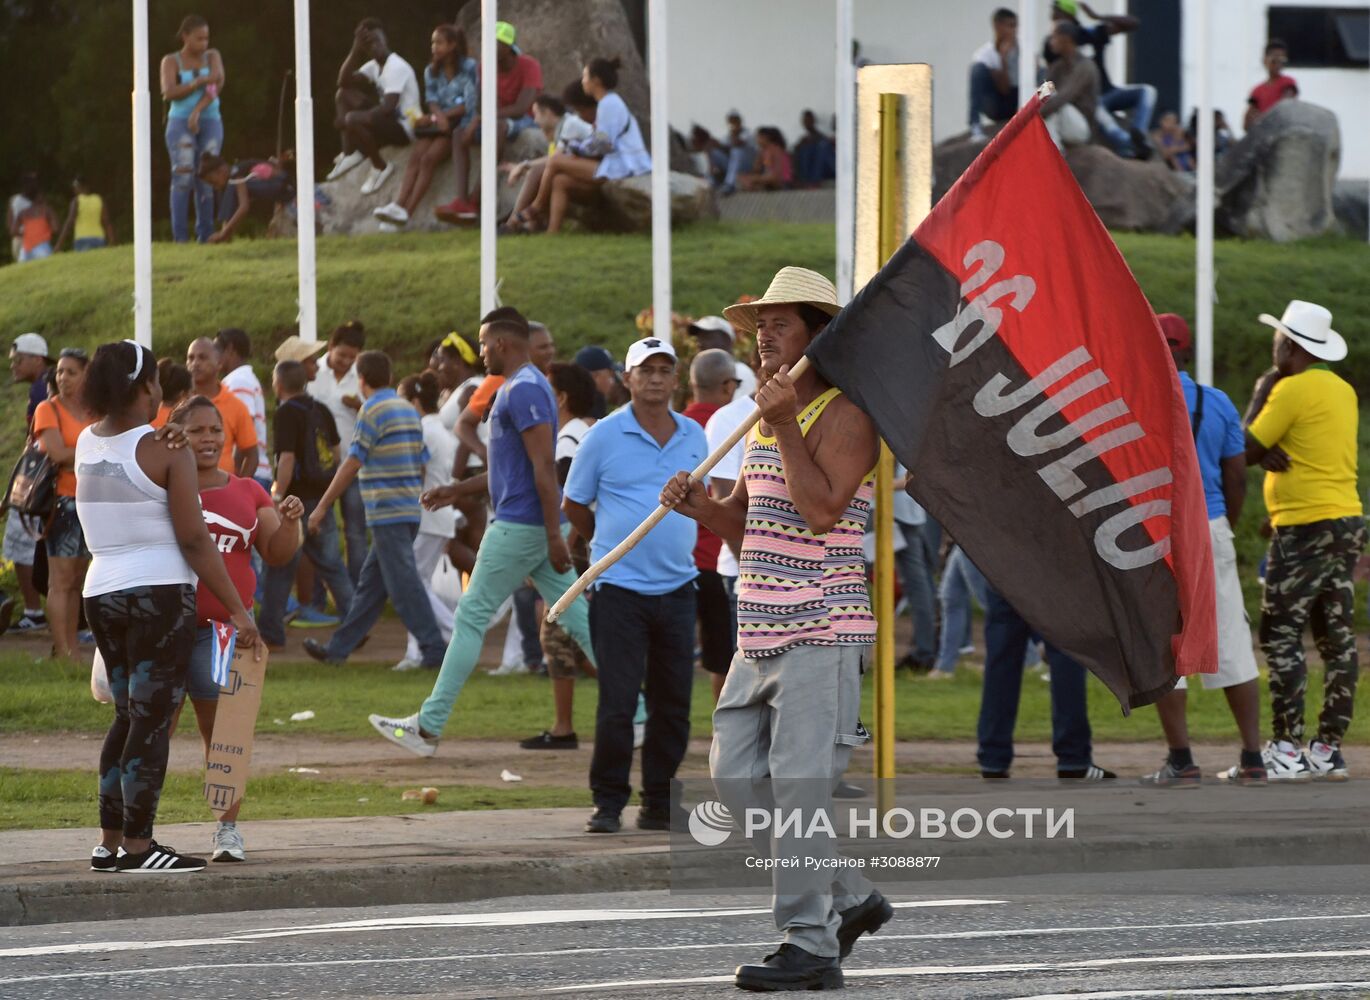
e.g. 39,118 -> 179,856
736,387 -> 876,657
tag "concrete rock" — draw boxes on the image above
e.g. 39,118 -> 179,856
1333,179 -> 1368,238
588,171 -> 718,232
1215,99 -> 1341,242
1064,143 -> 1192,232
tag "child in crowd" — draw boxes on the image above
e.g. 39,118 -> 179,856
1245,39 -> 1298,130
499,93 -> 595,233
1152,111 -> 1194,172
198,154 -> 296,243
737,127 -> 793,192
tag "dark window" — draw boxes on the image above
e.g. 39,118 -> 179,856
1268,6 -> 1370,68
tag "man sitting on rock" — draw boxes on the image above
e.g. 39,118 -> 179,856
436,21 -> 542,223
325,18 -> 422,198
968,7 -> 1019,143
1041,20 -> 1098,151
1245,39 -> 1299,131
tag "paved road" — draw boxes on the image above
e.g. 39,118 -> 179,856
3,866 -> 1369,999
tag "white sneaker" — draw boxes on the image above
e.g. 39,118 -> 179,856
325,150 -> 365,182
212,822 -> 245,862
391,658 -> 423,672
372,201 -> 409,225
369,712 -> 438,758
490,661 -> 530,676
969,123 -> 988,143
633,721 -> 645,749
360,161 -> 394,195
1262,739 -> 1311,781
1306,740 -> 1349,781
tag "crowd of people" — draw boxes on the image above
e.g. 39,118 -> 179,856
969,2 -> 1303,170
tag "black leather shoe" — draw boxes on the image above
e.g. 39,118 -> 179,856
837,890 -> 894,959
584,808 -> 621,834
735,943 -> 843,991
636,806 -> 670,831
302,639 -> 340,664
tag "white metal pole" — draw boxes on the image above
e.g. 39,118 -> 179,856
294,0 -> 318,342
1195,0 -> 1214,386
132,0 -> 153,348
1017,0 -> 1039,108
649,0 -> 671,336
480,0 -> 498,317
835,0 -> 855,303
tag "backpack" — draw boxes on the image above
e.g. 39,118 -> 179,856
3,402 -> 64,520
282,396 -> 339,495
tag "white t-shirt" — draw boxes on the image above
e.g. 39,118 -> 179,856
359,53 -> 422,139
557,417 -> 593,463
735,362 -> 757,399
222,364 -> 270,480
418,413 -> 457,538
892,461 -> 925,526
705,393 -> 757,578
310,362 -> 361,450
972,41 -> 1019,80
554,113 -> 594,153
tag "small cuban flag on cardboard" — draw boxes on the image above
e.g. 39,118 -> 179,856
210,620 -> 237,689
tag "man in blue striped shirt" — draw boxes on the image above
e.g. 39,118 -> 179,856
303,350 -> 446,666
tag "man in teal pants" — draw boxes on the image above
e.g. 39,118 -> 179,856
368,307 -> 594,756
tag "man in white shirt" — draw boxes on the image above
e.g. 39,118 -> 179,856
215,328 -> 271,489
327,17 -> 421,196
309,321 -> 368,582
969,7 -> 1020,141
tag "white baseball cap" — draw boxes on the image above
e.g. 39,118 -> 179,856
624,337 -> 678,371
688,315 -> 736,344
10,332 -> 52,361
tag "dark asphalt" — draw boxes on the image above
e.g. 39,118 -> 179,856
3,866 -> 1369,999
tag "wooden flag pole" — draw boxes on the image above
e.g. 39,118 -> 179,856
545,355 -> 811,623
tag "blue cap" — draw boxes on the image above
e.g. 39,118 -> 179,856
574,346 -> 623,374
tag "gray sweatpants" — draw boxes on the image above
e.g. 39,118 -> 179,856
710,643 -> 875,958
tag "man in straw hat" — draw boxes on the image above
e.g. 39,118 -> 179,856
1244,299 -> 1364,782
274,335 -> 328,382
661,267 -> 893,991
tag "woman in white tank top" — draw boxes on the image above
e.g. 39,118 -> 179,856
76,340 -> 260,876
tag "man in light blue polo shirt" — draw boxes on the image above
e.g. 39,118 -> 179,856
1140,313 -> 1263,787
564,336 -> 708,834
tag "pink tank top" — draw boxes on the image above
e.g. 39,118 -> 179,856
736,387 -> 876,657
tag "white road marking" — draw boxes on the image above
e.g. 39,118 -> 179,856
539,949 -> 1370,994
1013,984 -> 1370,999
5,942 -> 1370,990
0,899 -> 1003,959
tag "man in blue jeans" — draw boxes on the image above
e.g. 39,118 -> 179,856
967,7 -> 1019,142
565,337 -> 707,834
1052,0 -> 1155,158
302,350 -> 446,668
977,584 -> 1116,781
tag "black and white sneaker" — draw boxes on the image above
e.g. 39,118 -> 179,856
115,841 -> 206,873
90,845 -> 118,872
1058,764 -> 1117,783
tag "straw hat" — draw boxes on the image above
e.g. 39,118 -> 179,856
1258,300 -> 1346,362
274,335 -> 328,364
722,267 -> 841,335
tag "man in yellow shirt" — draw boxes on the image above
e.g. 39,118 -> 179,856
1245,300 -> 1365,782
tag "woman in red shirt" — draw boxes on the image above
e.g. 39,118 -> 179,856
33,347 -> 96,659
171,395 -> 303,862
737,127 -> 793,192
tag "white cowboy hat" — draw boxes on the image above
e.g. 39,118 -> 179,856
723,267 -> 841,335
1258,300 -> 1346,362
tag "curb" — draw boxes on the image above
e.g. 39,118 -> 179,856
6,826 -> 1370,927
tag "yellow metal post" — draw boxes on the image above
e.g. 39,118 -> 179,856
873,93 -> 901,816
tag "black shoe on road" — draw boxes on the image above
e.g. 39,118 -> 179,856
1058,764 -> 1116,783
837,889 -> 894,959
115,841 -> 206,873
735,943 -> 843,992
585,808 -> 621,834
302,638 -> 342,664
519,730 -> 578,750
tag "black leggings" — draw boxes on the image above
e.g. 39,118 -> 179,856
87,584 -> 195,839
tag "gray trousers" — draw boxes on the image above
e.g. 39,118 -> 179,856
710,643 -> 875,958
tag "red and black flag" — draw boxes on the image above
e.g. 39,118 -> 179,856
807,92 -> 1216,709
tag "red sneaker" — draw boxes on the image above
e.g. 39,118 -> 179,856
435,197 -> 479,223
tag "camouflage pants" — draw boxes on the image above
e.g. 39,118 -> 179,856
1258,516 -> 1367,747
87,584 -> 196,839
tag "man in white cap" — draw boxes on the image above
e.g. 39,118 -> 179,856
687,314 -> 757,397
4,333 -> 55,631
661,267 -> 891,991
564,336 -> 707,834
1244,300 -> 1364,782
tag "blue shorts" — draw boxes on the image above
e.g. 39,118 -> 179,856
46,495 -> 90,560
73,237 -> 106,252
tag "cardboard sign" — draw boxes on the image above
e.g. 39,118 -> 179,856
204,644 -> 269,818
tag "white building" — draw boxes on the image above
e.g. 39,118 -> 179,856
666,0 -> 1369,179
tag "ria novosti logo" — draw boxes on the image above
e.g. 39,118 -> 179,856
688,801 -> 734,846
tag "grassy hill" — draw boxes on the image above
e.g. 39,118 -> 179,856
2,224 -> 1368,607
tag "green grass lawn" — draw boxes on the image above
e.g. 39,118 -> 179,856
5,650 -> 1363,746
0,767 -> 584,832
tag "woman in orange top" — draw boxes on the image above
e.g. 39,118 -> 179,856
12,179 -> 58,263
33,348 -> 96,658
